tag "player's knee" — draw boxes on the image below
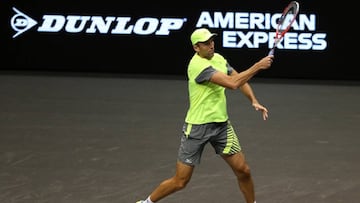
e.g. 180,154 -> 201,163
174,178 -> 190,190
235,163 -> 252,179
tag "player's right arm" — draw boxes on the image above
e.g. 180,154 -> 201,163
210,55 -> 273,89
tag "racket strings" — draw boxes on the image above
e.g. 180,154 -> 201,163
278,5 -> 298,33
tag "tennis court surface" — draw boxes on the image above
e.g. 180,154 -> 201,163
0,72 -> 359,203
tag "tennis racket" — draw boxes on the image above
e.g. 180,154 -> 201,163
268,1 -> 299,56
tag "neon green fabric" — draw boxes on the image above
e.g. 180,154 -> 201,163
185,53 -> 229,124
190,28 -> 217,45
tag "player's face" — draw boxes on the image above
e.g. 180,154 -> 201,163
195,38 -> 215,60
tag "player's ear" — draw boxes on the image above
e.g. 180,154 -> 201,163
193,44 -> 200,52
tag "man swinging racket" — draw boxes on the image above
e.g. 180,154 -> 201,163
137,28 -> 274,203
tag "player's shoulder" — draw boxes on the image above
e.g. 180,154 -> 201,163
212,53 -> 227,62
213,52 -> 226,59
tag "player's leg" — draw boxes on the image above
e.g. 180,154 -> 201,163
147,160 -> 194,202
211,121 -> 256,203
222,152 -> 256,203
137,122 -> 206,203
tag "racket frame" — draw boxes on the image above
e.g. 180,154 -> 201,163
268,1 -> 299,55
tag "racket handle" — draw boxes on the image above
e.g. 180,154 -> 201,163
268,48 -> 275,56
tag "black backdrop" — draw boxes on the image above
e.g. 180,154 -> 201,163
1,0 -> 355,80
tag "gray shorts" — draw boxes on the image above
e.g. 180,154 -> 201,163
177,120 -> 242,166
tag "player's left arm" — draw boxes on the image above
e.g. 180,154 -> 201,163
241,83 -> 269,121
231,70 -> 269,120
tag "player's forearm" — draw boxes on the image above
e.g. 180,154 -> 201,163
232,63 -> 263,88
240,83 -> 258,104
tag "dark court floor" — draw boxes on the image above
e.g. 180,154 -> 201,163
0,72 -> 359,203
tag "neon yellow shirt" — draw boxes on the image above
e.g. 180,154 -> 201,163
185,53 -> 229,124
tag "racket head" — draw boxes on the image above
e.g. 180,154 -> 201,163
276,1 -> 299,37
268,1 -> 299,56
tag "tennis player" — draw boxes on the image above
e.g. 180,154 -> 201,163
137,28 -> 273,203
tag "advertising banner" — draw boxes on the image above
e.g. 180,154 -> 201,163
1,0 -> 352,80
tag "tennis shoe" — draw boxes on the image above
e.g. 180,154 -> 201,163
136,201 -> 144,203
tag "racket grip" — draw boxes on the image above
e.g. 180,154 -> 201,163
268,48 -> 275,56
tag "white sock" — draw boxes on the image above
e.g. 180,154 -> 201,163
144,196 -> 154,203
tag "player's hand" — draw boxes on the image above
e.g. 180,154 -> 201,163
252,103 -> 268,120
258,55 -> 274,70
